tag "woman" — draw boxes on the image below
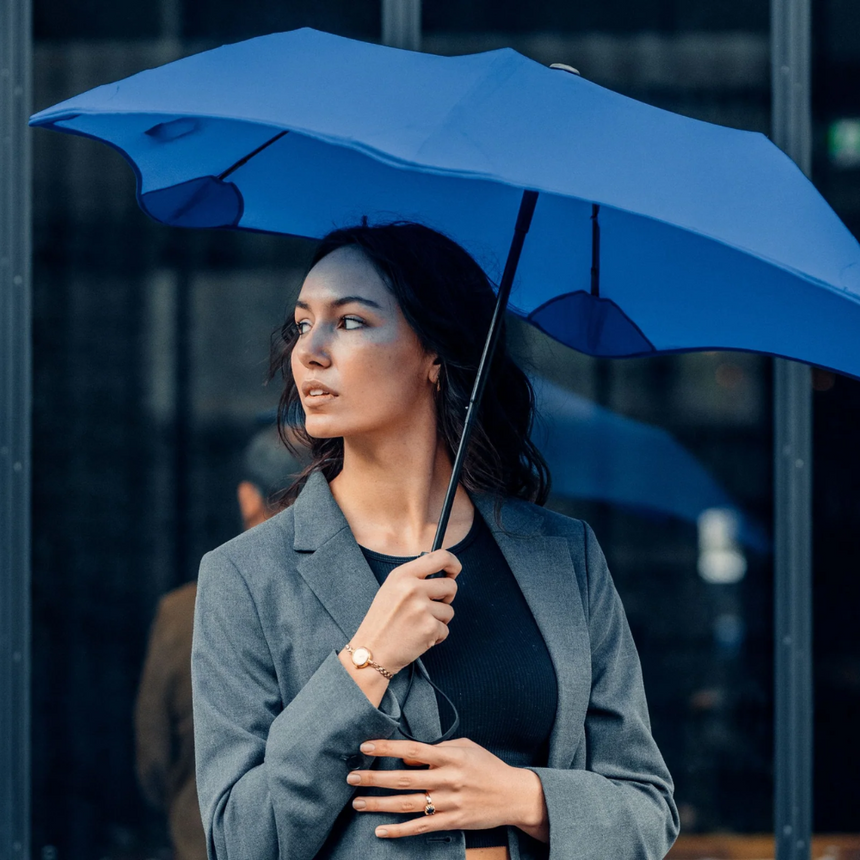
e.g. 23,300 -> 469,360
191,222 -> 679,860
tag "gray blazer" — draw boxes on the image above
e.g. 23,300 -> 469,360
191,469 -> 679,860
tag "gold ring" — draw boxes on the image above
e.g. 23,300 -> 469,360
424,793 -> 436,815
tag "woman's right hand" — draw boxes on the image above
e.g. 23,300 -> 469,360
351,549 -> 461,676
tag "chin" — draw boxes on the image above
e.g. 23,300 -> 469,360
303,416 -> 345,439
303,425 -> 339,440
304,414 -> 384,441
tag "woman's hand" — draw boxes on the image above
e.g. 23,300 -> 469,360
351,549 -> 461,675
345,737 -> 549,843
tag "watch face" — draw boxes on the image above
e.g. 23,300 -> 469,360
352,647 -> 371,668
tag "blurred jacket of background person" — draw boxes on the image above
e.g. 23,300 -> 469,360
133,424 -> 308,860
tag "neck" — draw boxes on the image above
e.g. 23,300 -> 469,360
328,420 -> 472,554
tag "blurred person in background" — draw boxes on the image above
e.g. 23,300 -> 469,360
134,424 -> 308,860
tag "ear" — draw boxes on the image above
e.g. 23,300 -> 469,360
428,355 -> 442,384
237,481 -> 268,530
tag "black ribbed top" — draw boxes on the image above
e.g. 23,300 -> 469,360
359,512 -> 558,849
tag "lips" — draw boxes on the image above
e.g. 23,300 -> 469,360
301,380 -> 338,398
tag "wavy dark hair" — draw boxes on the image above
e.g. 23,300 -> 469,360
269,220 -> 550,510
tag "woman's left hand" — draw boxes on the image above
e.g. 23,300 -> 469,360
346,737 -> 548,842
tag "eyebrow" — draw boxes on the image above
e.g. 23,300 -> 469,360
294,295 -> 383,312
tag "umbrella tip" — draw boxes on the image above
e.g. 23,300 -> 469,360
549,63 -> 581,76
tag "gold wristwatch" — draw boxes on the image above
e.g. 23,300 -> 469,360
343,643 -> 394,679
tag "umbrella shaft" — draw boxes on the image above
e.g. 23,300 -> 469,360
430,189 -> 539,554
590,204 -> 600,297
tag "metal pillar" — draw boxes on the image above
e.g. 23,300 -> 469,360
771,0 -> 813,858
0,0 -> 32,857
381,0 -> 421,51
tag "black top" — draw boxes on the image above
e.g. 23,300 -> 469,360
359,511 -> 558,849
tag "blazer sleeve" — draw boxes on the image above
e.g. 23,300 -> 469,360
523,521 -> 680,860
191,547 -> 402,860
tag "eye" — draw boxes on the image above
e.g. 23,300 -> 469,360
341,316 -> 365,330
294,319 -> 311,335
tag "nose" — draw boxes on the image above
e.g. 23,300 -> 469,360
294,322 -> 332,369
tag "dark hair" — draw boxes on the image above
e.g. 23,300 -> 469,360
268,220 -> 550,510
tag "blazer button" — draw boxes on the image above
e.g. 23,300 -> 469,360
341,753 -> 364,769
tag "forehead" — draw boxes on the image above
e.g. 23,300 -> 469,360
297,245 -> 394,308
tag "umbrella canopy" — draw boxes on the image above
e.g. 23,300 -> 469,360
531,376 -> 768,552
29,27 -> 860,379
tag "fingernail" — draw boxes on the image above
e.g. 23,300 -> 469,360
346,772 -> 361,785
352,799 -> 366,810
376,828 -> 388,838
360,742 -> 375,753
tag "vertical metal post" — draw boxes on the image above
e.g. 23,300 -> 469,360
0,0 -> 32,858
771,1 -> 813,858
381,0 -> 421,51
173,269 -> 192,585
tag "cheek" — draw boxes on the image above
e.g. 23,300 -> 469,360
343,341 -> 427,403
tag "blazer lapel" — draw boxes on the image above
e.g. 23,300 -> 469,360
291,472 -> 379,641
290,470 -> 442,741
471,492 -> 591,768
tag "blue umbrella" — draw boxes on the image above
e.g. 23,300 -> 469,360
531,376 -> 769,552
29,27 -> 860,374
29,26 -> 860,545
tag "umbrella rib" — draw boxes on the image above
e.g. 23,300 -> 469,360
217,130 -> 290,181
